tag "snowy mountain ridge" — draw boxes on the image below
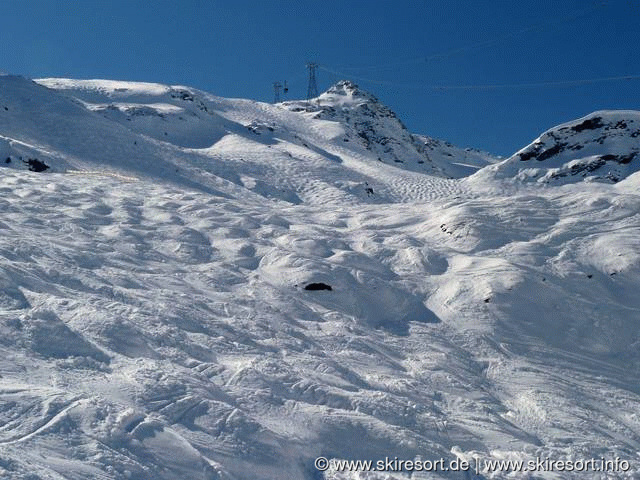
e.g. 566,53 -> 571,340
1,75 -> 490,204
0,75 -> 640,479
477,110 -> 640,184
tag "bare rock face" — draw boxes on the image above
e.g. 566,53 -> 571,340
485,111 -> 640,184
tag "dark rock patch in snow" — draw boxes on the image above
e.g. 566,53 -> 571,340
24,158 -> 49,172
570,116 -> 604,132
536,142 -> 567,161
304,282 -> 333,291
600,152 -> 637,165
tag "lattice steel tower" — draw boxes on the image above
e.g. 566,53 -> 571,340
273,81 -> 282,103
306,63 -> 318,100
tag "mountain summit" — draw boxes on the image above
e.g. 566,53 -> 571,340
319,79 -> 381,103
284,80 -> 496,176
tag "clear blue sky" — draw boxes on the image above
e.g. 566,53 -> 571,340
2,0 -> 639,155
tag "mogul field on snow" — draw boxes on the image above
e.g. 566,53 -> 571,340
0,75 -> 639,479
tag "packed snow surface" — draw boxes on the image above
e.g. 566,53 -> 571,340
0,75 -> 639,479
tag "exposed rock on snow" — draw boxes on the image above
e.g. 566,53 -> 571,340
304,282 -> 333,291
476,111 -> 640,184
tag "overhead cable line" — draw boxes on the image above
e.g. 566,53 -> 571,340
424,74 -> 640,91
327,2 -> 604,74
318,67 -> 640,91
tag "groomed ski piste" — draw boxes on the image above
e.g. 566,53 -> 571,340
1,74 -> 639,479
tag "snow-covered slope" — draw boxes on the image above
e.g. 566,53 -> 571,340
475,111 -> 640,184
414,134 -> 498,178
1,75 -> 640,480
1,76 -> 488,205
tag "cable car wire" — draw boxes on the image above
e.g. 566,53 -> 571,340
326,2 -> 605,74
318,66 -> 640,91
